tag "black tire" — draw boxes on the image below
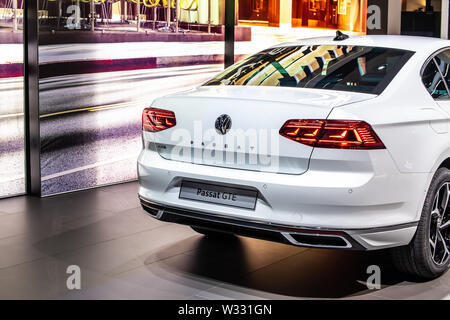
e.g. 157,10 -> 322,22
391,167 -> 450,279
190,226 -> 235,238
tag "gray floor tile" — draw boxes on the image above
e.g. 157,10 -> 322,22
0,181 -> 449,299
233,249 -> 404,299
373,271 -> 450,300
184,235 -> 307,273
0,235 -> 49,269
0,256 -> 82,299
87,254 -> 220,299
55,224 -> 197,276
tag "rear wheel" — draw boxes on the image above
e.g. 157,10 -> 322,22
191,226 -> 235,238
391,168 -> 450,279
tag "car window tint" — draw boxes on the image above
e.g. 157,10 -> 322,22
204,45 -> 413,94
313,49 -> 404,93
434,50 -> 450,99
422,58 -> 449,100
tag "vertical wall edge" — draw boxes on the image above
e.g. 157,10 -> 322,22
24,0 -> 41,196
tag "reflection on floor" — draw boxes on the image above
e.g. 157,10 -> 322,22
0,181 -> 449,299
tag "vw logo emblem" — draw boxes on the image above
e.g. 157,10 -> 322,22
215,114 -> 232,135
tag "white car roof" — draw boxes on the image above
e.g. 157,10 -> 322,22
276,35 -> 450,56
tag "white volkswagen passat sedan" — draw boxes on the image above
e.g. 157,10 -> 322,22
138,35 -> 450,279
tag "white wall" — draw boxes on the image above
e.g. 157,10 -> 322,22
441,0 -> 449,38
388,0 -> 402,34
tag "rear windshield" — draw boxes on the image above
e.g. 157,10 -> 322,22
204,45 -> 413,94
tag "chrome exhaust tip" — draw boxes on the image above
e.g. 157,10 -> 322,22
281,232 -> 352,249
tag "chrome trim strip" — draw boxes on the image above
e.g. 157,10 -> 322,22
281,232 -> 352,249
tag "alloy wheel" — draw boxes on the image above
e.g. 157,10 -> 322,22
430,182 -> 450,266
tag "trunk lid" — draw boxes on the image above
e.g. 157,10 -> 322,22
149,86 -> 375,174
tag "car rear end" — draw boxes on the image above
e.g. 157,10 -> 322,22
138,41 -> 421,251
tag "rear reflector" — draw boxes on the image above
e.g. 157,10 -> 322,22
279,120 -> 385,149
142,107 -> 176,132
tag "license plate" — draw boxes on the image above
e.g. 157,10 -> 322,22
179,181 -> 257,210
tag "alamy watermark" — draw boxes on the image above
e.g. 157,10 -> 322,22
66,265 -> 81,290
365,264 -> 381,290
367,5 -> 382,30
162,123 -> 281,172
66,3 -> 81,30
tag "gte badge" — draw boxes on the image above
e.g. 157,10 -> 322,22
215,114 -> 232,135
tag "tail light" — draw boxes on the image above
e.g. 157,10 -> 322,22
142,107 -> 176,132
279,120 -> 385,149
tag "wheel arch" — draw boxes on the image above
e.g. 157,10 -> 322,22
430,148 -> 450,174
415,151 -> 450,222
438,157 -> 450,170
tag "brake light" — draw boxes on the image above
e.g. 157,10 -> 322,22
142,107 -> 176,132
279,120 -> 385,149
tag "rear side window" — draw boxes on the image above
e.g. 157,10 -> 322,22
422,55 -> 450,100
433,50 -> 450,99
204,45 -> 414,94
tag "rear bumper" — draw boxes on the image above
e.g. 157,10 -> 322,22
140,198 -> 418,251
138,147 -> 427,250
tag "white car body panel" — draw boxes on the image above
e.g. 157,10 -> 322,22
138,35 -> 450,250
151,86 -> 376,174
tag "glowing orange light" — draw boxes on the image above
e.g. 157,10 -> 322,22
287,128 -> 300,136
330,130 -> 348,139
304,129 -> 319,137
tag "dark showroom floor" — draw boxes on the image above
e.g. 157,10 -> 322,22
0,181 -> 449,299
